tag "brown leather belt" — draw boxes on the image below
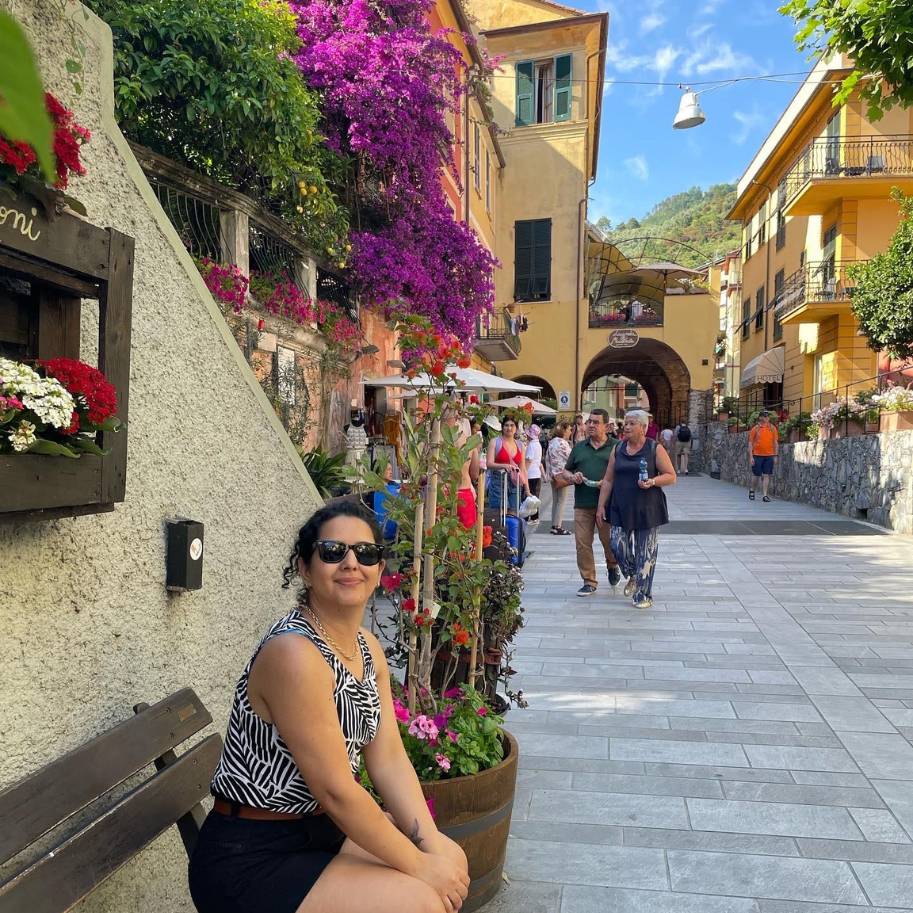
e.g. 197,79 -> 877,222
212,798 -> 315,821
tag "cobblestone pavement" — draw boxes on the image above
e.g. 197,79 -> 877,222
482,475 -> 913,913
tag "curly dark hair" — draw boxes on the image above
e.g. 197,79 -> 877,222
282,499 -> 382,589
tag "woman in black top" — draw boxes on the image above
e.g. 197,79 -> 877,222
596,410 -> 676,608
189,501 -> 469,913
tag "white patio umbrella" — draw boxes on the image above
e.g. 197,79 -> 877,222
493,395 -> 557,415
363,366 -> 540,394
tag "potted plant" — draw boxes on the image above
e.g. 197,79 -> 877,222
358,317 -> 520,912
872,385 -> 913,432
812,398 -> 868,439
785,411 -> 812,443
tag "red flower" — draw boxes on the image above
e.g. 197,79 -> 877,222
430,360 -> 445,376
380,572 -> 403,593
64,410 -> 80,436
482,525 -> 493,548
401,597 -> 416,613
40,357 -> 117,425
457,355 -> 471,369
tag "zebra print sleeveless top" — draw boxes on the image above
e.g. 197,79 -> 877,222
210,608 -> 381,814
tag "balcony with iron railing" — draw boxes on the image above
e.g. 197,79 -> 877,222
589,296 -> 664,329
782,135 -> 913,216
474,307 -> 521,361
774,260 -> 864,324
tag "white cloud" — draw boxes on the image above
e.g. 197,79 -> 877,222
681,41 -> 758,78
699,0 -> 725,15
603,77 -> 616,95
688,22 -> 713,40
640,13 -> 666,34
653,45 -> 681,80
732,108 -> 766,145
624,154 -> 650,181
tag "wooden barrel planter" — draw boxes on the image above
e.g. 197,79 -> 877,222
421,731 -> 519,912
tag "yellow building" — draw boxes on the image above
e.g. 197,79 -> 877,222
729,54 -> 913,413
465,0 -> 717,427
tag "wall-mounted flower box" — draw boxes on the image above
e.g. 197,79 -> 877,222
0,191 -> 134,520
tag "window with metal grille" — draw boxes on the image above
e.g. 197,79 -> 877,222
775,212 -> 786,250
514,218 -> 551,301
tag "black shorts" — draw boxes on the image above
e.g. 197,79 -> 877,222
188,810 -> 345,913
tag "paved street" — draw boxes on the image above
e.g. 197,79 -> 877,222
485,475 -> 913,913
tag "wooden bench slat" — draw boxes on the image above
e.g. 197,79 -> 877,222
0,734 -> 222,913
0,688 -> 212,864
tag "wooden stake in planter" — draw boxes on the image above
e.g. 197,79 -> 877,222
417,416 -> 441,696
408,501 -> 424,714
468,468 -> 485,688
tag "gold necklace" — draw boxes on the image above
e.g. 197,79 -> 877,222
303,605 -> 358,662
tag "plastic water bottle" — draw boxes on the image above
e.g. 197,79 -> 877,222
638,458 -> 649,483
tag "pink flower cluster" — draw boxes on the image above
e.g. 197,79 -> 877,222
263,278 -> 317,325
199,259 -> 249,312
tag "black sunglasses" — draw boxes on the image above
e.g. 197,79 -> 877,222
315,539 -> 384,566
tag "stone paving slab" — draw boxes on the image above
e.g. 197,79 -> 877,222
481,476 -> 913,912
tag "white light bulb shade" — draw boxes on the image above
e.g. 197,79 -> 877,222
673,90 -> 706,129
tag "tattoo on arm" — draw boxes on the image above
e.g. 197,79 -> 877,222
404,818 -> 424,849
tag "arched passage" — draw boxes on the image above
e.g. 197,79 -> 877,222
583,338 -> 691,427
511,374 -> 557,402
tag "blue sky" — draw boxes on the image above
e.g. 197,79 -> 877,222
571,0 -> 812,224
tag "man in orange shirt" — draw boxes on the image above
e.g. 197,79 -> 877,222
748,410 -> 778,502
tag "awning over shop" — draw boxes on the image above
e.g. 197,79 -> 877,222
363,367 -> 540,394
740,346 -> 785,388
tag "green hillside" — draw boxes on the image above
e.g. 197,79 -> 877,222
596,183 -> 742,268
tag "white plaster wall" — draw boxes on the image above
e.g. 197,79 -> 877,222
0,4 -> 322,910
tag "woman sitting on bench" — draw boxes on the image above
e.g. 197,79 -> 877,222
189,501 -> 469,913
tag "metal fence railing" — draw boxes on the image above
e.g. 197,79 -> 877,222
475,307 -> 522,356
783,135 -> 913,205
774,260 -> 864,321
719,364 -> 913,440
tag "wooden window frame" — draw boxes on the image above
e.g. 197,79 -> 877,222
0,197 -> 134,521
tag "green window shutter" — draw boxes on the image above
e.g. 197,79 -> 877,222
532,219 -> 552,299
554,54 -> 572,121
516,61 -> 534,126
514,220 -> 534,299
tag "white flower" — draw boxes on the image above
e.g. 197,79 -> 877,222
9,420 -> 36,452
871,385 -> 913,413
0,358 -> 74,429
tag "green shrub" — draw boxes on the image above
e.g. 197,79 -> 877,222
299,447 -> 348,498
85,0 -> 348,254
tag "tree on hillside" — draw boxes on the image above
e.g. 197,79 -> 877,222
848,190 -> 913,359
780,0 -> 913,120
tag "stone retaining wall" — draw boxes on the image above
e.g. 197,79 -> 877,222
707,423 -> 913,534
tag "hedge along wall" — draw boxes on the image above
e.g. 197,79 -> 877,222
708,423 -> 913,534
0,3 -> 322,910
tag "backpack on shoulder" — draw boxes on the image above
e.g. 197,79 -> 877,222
677,424 -> 692,443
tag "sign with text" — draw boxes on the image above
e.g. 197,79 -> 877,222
609,328 -> 639,349
558,391 -> 571,410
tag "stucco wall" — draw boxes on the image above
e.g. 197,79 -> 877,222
0,4 -> 323,910
707,422 -> 913,534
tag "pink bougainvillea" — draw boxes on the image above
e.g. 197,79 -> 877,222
288,0 -> 497,345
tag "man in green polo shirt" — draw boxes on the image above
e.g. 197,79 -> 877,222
558,408 -> 621,596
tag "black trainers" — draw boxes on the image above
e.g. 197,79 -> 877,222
762,495 -> 771,502
577,584 -> 597,597
748,490 -> 755,501
608,566 -> 622,587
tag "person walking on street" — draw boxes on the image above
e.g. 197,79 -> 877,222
646,416 -> 659,441
525,424 -> 543,521
546,421 -> 573,535
673,420 -> 692,475
748,410 -> 778,502
571,413 -> 587,445
556,409 -> 622,597
660,426 -> 674,452
597,410 -> 676,609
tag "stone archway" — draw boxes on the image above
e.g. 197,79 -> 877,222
511,374 -> 557,403
582,338 -> 691,428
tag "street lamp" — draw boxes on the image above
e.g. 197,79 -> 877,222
672,88 -> 706,129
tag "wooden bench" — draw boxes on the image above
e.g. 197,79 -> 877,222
0,688 -> 222,913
